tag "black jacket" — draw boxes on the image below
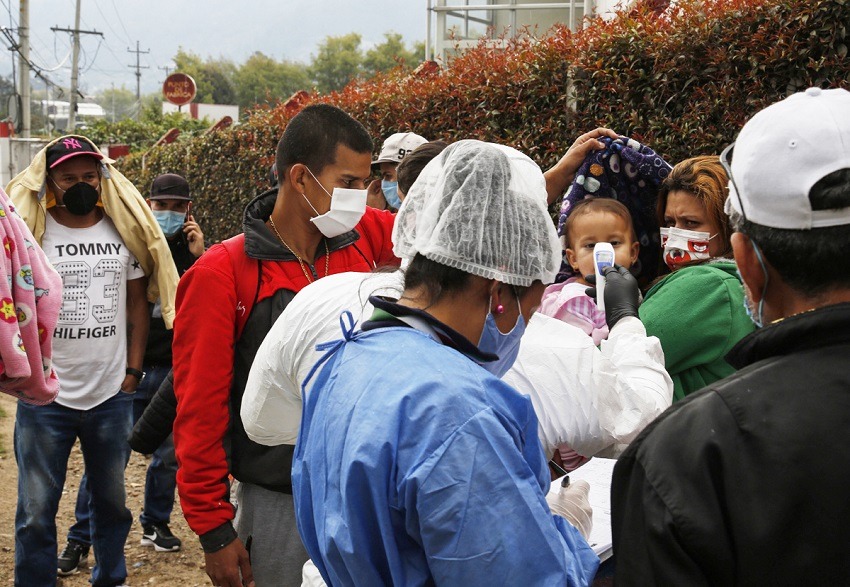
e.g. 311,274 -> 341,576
145,233 -> 198,366
129,369 -> 176,455
611,302 -> 850,586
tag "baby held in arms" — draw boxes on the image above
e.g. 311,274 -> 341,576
538,197 -> 640,471
540,197 -> 639,345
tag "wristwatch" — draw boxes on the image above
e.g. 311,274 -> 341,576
126,367 -> 145,383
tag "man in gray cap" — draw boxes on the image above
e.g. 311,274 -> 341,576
612,87 -> 850,584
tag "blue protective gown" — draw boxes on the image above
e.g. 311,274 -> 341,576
292,310 -> 599,586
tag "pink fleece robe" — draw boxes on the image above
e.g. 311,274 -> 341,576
0,189 -> 62,404
539,278 -> 609,345
538,278 -> 609,470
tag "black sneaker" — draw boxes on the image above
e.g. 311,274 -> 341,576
140,522 -> 182,552
57,539 -> 89,576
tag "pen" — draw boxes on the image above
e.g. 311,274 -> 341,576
548,459 -> 568,478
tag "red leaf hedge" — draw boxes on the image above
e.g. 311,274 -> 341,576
119,0 -> 850,244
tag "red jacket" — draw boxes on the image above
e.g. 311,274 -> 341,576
172,190 -> 397,550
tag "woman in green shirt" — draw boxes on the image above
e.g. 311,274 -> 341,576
638,156 -> 755,400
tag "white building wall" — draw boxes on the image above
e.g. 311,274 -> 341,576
0,138 -> 50,188
161,102 -> 239,122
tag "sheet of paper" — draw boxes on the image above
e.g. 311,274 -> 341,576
551,457 -> 615,561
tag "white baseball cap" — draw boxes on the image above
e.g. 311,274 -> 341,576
373,132 -> 428,166
725,86 -> 850,229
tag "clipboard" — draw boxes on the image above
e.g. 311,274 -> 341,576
551,457 -> 616,561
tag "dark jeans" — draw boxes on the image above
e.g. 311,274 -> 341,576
14,392 -> 133,587
68,365 -> 176,547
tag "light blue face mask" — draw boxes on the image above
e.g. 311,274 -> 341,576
381,180 -> 401,209
153,210 -> 185,237
739,239 -> 769,328
477,289 -> 526,377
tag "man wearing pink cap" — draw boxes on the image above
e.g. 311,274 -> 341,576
11,135 -> 152,587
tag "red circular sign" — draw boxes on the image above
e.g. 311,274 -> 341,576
162,73 -> 197,106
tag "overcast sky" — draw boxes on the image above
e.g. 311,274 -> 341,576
0,0 -> 427,96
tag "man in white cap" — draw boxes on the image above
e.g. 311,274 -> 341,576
611,87 -> 850,584
366,131 -> 428,210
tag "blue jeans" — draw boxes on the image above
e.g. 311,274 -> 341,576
68,365 -> 176,546
14,391 -> 133,587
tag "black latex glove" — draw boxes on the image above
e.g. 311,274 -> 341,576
584,264 -> 640,329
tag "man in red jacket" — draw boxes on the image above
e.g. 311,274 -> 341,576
172,105 -> 398,587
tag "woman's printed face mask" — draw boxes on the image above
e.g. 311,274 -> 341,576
660,227 -> 716,270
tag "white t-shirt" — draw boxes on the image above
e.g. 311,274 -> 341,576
43,213 -> 145,409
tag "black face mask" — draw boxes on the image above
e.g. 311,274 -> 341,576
61,182 -> 100,216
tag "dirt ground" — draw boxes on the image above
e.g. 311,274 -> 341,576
0,392 -> 210,586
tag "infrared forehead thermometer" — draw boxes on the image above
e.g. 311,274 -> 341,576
593,242 -> 615,313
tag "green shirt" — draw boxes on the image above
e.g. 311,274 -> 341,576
639,261 -> 755,401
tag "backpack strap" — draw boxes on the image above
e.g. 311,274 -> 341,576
222,234 -> 261,340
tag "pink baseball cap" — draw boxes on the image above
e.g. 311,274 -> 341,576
46,137 -> 104,169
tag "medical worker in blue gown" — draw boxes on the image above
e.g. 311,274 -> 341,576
292,140 -> 604,586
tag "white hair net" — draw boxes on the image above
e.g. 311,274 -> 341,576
392,140 -> 561,287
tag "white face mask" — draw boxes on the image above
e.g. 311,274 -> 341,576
660,227 -> 716,270
303,167 -> 367,238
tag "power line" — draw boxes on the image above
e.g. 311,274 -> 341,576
76,4 -> 125,73
0,26 -> 64,94
0,0 -> 55,68
109,0 -> 133,47
78,35 -> 103,73
92,1 -> 129,49
87,3 -> 139,82
80,37 -> 103,74
88,66 -> 131,75
89,33 -> 124,71
96,2 -> 159,75
26,43 -> 71,72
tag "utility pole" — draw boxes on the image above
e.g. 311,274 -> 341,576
18,0 -> 30,137
52,0 -> 103,131
68,0 -> 81,130
128,40 -> 150,114
158,64 -> 172,78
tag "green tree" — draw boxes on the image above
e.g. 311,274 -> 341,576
172,49 -> 238,105
84,105 -> 208,152
362,32 -> 422,77
309,33 -> 364,93
0,74 -> 15,119
412,40 -> 426,61
139,93 -> 167,124
97,85 -> 137,122
233,52 -> 310,108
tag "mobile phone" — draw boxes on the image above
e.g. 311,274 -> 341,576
180,202 -> 192,246
593,242 -> 615,313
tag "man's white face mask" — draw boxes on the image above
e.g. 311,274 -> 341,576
303,167 -> 367,238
